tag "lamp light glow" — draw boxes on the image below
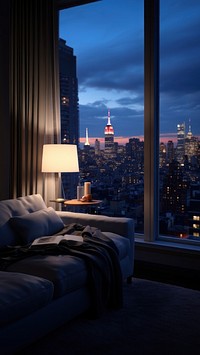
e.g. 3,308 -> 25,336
42,144 -> 79,173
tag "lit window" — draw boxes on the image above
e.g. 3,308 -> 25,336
193,224 -> 200,229
193,232 -> 200,237
62,96 -> 69,106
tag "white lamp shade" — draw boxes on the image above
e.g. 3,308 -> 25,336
42,144 -> 79,173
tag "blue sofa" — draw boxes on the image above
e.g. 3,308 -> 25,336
0,194 -> 134,354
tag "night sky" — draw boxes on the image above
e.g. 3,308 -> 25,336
59,0 -> 200,145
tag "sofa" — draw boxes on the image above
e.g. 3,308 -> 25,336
0,194 -> 134,354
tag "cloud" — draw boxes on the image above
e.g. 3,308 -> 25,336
60,0 -> 200,137
79,103 -> 144,138
160,7 -> 200,97
116,95 -> 144,108
78,44 -> 143,93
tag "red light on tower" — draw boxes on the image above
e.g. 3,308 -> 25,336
104,109 -> 114,135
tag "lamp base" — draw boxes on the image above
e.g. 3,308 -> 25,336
50,198 -> 65,203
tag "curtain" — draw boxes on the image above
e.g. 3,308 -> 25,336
10,0 -> 61,204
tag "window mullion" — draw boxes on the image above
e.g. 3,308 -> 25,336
144,0 -> 160,242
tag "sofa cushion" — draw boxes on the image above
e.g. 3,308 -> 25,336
0,201 -> 29,247
9,207 -> 64,245
16,194 -> 47,212
0,194 -> 47,247
103,232 -> 131,260
0,271 -> 54,326
7,255 -> 88,298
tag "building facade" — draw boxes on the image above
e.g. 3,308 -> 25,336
176,122 -> 185,164
59,38 -> 79,199
104,109 -> 115,158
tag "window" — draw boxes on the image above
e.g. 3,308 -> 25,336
159,0 -> 200,243
59,0 -> 144,232
59,0 -> 200,247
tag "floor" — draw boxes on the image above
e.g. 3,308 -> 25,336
134,260 -> 200,291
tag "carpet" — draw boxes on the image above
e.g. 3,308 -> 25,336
21,278 -> 200,355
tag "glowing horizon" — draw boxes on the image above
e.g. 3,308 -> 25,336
79,133 -> 180,147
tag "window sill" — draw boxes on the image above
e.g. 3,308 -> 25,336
135,237 -> 200,254
135,237 -> 200,271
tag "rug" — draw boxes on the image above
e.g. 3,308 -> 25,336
21,278 -> 200,355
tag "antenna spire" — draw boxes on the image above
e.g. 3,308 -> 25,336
187,118 -> 192,139
84,128 -> 90,146
107,109 -> 111,125
188,118 -> 192,133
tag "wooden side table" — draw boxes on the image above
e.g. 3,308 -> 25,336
64,199 -> 102,213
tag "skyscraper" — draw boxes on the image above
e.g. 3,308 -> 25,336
188,184 -> 200,238
95,139 -> 100,156
166,140 -> 174,164
104,109 -> 114,158
176,122 -> 185,164
161,160 -> 189,216
159,142 -> 166,167
59,39 -> 79,199
185,120 -> 199,162
59,38 -> 79,145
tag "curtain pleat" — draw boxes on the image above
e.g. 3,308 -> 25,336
10,0 -> 61,204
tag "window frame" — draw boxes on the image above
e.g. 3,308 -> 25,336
58,0 -> 200,249
144,0 -> 200,248
144,0 -> 159,242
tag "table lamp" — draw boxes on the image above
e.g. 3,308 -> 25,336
42,144 -> 79,200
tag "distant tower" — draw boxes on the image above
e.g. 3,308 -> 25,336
167,140 -> 174,163
186,119 -> 192,139
104,109 -> 114,157
84,128 -> 90,147
159,142 -> 166,168
176,122 -> 185,164
59,38 -> 79,200
185,119 -> 199,162
95,138 -> 100,155
161,160 -> 189,215
59,38 -> 79,145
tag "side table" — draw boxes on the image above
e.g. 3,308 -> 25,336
64,199 -> 102,214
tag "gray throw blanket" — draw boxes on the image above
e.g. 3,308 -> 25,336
0,223 -> 123,318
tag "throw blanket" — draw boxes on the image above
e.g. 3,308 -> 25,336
0,224 -> 123,318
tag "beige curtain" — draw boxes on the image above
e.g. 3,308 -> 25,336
10,0 -> 61,204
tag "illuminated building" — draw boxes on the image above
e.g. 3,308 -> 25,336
59,38 -> 79,145
166,140 -> 174,163
159,142 -> 166,167
188,184 -> 200,238
185,120 -> 199,162
59,38 -> 79,199
95,139 -> 100,155
161,160 -> 189,215
176,122 -> 185,164
104,109 -> 115,158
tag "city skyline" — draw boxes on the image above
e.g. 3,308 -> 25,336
78,117 -> 198,148
59,0 -> 200,139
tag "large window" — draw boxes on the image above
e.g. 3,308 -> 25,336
59,0 -> 200,247
159,0 -> 200,243
59,0 -> 144,233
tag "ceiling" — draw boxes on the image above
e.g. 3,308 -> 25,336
56,0 -> 99,10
